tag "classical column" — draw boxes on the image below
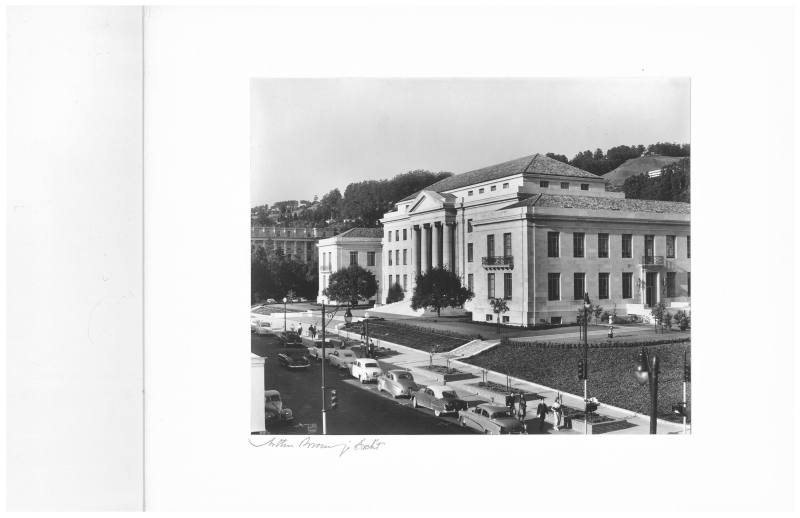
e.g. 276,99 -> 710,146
432,223 -> 442,269
443,222 -> 453,271
421,223 -> 430,273
414,225 -> 421,273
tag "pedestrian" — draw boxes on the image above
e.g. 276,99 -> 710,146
309,325 -> 315,339
536,400 -> 548,433
297,324 -> 303,337
552,403 -> 561,431
519,396 -> 527,421
505,394 -> 515,415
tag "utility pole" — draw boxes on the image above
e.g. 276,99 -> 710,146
320,302 -> 327,435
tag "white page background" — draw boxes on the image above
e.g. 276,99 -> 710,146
143,4 -> 796,514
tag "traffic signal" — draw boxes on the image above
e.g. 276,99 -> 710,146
684,362 -> 691,382
577,360 -> 585,381
330,389 -> 338,410
672,402 -> 688,417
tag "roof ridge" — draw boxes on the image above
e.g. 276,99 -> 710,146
523,153 -> 540,173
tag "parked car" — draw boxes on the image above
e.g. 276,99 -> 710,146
254,320 -> 272,335
265,298 -> 277,304
297,297 -> 308,303
308,339 -> 333,360
277,352 -> 311,370
251,317 -> 260,332
264,389 -> 294,426
280,331 -> 304,347
350,358 -> 382,383
377,370 -> 418,398
457,403 -> 526,434
411,384 -> 468,417
328,349 -> 357,370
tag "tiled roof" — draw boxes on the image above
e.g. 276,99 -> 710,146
397,153 -> 599,202
337,227 -> 384,239
503,193 -> 690,214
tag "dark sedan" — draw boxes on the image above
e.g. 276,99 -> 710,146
277,352 -> 311,370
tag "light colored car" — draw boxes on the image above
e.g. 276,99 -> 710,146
265,298 -> 277,304
350,358 -> 381,383
457,404 -> 526,434
264,389 -> 294,426
308,339 -> 334,360
328,349 -> 357,370
254,320 -> 272,335
377,370 -> 418,398
411,384 -> 468,417
251,317 -> 260,332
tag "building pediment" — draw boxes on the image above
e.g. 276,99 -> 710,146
408,190 -> 452,214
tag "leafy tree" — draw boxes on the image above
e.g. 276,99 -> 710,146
650,302 -> 667,333
545,152 -> 568,163
623,157 -> 690,202
489,298 -> 510,330
410,267 -> 474,317
593,304 -> 603,324
323,264 -> 378,306
386,282 -> 405,304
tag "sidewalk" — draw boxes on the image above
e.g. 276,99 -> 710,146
260,311 -> 689,435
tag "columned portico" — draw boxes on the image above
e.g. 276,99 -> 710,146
432,222 -> 441,269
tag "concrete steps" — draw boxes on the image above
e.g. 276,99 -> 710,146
448,339 -> 501,359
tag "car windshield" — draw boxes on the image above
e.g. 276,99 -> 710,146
490,410 -> 512,418
396,372 -> 412,380
268,395 -> 281,402
342,351 -> 355,358
441,391 -> 458,399
364,361 -> 378,368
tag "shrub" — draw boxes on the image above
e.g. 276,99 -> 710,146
385,282 -> 405,304
675,310 -> 691,330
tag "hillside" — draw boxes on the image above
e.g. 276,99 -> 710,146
604,155 -> 685,187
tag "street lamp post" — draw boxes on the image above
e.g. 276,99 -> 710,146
582,292 -> 590,435
283,297 -> 287,331
635,347 -> 660,434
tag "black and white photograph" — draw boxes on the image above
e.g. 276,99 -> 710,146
250,78 -> 692,436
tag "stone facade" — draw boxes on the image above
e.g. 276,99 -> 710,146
316,228 -> 383,304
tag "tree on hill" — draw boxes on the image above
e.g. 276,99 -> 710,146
545,152 -> 568,163
323,264 -> 378,306
410,267 -> 474,317
250,246 -> 318,303
622,157 -> 690,202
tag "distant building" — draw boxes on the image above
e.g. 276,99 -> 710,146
251,226 -> 335,262
316,228 -> 383,304
375,153 -> 690,325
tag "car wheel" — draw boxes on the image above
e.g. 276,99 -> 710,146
459,418 -> 466,427
434,409 -> 441,417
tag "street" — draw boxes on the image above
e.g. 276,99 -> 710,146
252,333 -> 474,435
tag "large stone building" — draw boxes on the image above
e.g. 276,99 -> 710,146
319,152 -> 690,325
316,227 -> 383,304
251,226 -> 335,262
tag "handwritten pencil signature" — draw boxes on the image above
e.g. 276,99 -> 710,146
249,436 -> 386,457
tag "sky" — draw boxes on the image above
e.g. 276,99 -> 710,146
251,78 -> 689,207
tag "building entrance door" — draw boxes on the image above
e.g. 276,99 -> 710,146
645,272 -> 658,307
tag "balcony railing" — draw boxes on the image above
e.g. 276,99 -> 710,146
482,256 -> 514,269
640,255 -> 665,266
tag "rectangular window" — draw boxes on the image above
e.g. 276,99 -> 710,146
468,273 -> 474,292
598,233 -> 609,258
622,272 -> 633,299
561,182 -> 570,189
504,273 -> 512,300
486,314 -> 493,322
599,273 -> 609,299
540,181 -> 549,188
467,219 -> 473,232
388,231 -> 392,242
367,251 -> 375,266
487,273 -> 495,299
666,235 -> 676,258
479,188 -> 485,194
468,190 -> 473,196
688,272 -> 691,296
467,243 -> 474,262
503,316 -> 510,323
403,249 -> 407,265
403,274 -> 407,291
622,234 -> 632,258
550,316 -> 562,325
581,184 -> 589,191
503,233 -> 512,257
548,273 -> 560,301
403,228 -> 407,240
491,185 -> 497,192
487,235 -> 495,257
503,182 -> 509,189
574,273 -> 585,300
687,235 -> 691,258
573,232 -> 585,258
388,251 -> 392,266
349,251 -> 358,265
547,232 -> 559,258
666,272 -> 676,297
395,249 -> 399,266
388,274 -> 392,287
395,230 -> 399,241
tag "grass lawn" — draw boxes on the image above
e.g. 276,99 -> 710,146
465,341 -> 691,421
343,320 -> 471,352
